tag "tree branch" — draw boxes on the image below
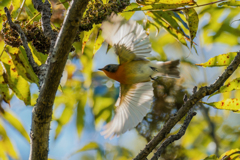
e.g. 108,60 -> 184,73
28,0 -> 90,159
150,109 -> 196,160
133,52 -> 240,160
200,103 -> 219,156
4,7 -> 39,73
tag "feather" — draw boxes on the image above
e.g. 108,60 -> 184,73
101,13 -> 152,59
101,81 -> 153,139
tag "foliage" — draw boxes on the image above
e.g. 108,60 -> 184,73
1,0 -> 240,159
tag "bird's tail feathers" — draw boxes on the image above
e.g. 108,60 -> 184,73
151,59 -> 180,78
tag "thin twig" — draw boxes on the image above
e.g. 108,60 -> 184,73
4,7 -> 39,73
24,12 -> 41,27
16,0 -> 27,20
200,103 -> 219,156
133,52 -> 240,160
0,44 -> 7,58
131,0 -> 226,12
150,109 -> 196,160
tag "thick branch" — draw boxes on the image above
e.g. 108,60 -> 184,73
134,52 -> 240,160
4,7 -> 39,73
150,109 -> 196,160
29,0 -> 90,159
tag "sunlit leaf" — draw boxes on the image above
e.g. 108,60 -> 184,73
11,0 -> 23,18
0,122 -> 18,159
120,3 -> 138,20
81,28 -> 95,54
102,0 -> 109,4
203,99 -> 240,112
56,0 -> 70,9
147,11 -> 188,47
54,105 -> 74,139
93,96 -> 114,125
65,63 -> 76,79
209,77 -> 240,99
1,110 -> 30,142
76,91 -> 87,137
6,46 -> 39,84
69,142 -> 104,158
2,61 -> 31,105
136,0 -> 196,5
128,0 -> 196,12
93,30 -> 104,56
79,26 -> 99,88
185,8 -> 198,48
218,0 -> 240,7
196,52 -> 237,67
203,154 -> 218,160
29,43 -> 47,65
0,64 -> 11,104
219,148 -> 240,160
25,0 -> 41,20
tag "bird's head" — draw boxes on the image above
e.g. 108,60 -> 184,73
99,64 -> 119,73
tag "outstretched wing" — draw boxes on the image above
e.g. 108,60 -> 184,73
101,81 -> 153,139
101,14 -> 152,64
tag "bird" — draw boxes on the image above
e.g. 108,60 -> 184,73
99,13 -> 180,139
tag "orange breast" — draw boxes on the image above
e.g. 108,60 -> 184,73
104,64 -> 127,84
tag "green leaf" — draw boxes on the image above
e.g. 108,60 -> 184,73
120,3 -> 138,20
69,142 -> 103,158
29,42 -> 47,65
54,105 -> 74,139
56,0 -> 69,9
203,154 -> 218,160
209,77 -> 240,99
0,121 -> 18,159
185,8 -> 198,48
2,62 -> 31,105
219,149 -> 240,160
93,96 -> 114,125
0,64 -> 11,104
136,0 -> 196,5
1,110 -> 30,142
128,0 -> 196,12
11,0 -> 23,18
196,52 -> 237,67
202,98 -> 240,112
7,46 -> 39,84
76,92 -> 87,137
147,11 -> 188,47
25,0 -> 41,20
218,0 -> 240,7
93,30 -> 104,55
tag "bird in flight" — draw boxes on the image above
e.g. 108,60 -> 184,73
99,14 -> 180,139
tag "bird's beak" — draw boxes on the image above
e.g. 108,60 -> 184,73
98,68 -> 103,71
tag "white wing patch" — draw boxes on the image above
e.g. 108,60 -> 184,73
101,14 -> 152,58
101,81 -> 153,139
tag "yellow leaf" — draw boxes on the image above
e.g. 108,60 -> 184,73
209,77 -> 240,99
0,122 -> 18,159
196,52 -> 237,67
1,110 -> 30,142
219,148 -> 240,160
136,0 -> 196,5
203,99 -> 240,112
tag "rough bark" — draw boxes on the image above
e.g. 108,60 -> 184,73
28,0 -> 90,159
